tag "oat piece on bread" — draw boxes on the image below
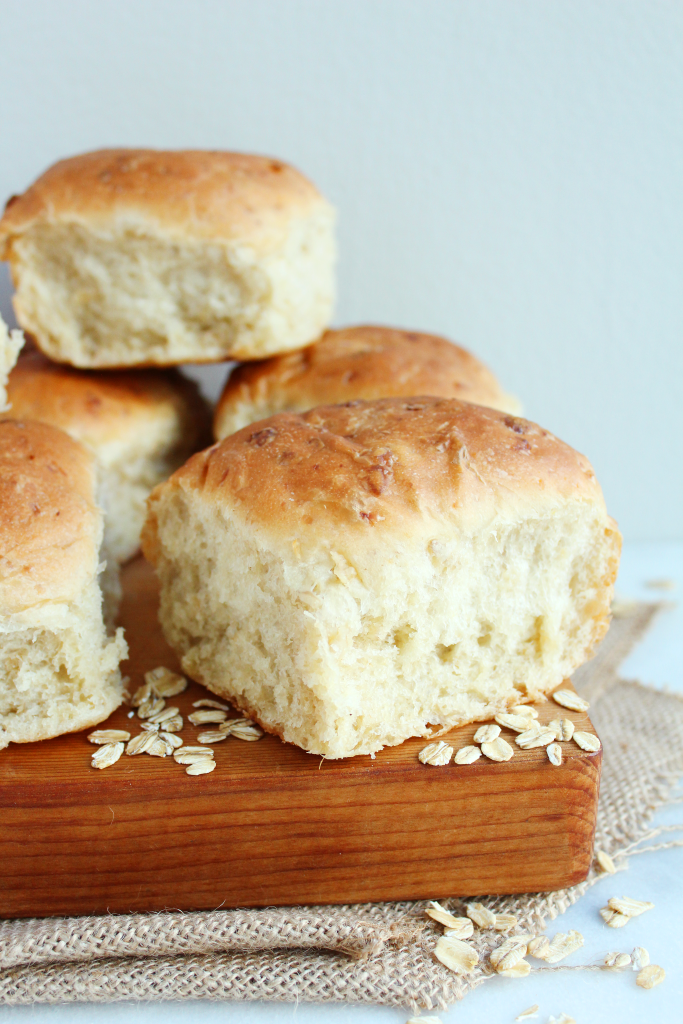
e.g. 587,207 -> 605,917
143,397 -> 620,759
0,314 -> 23,410
0,149 -> 336,367
0,420 -> 127,749
2,350 -> 211,564
214,325 -> 521,438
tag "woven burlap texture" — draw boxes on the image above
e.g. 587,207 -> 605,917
1,602 -> 681,1010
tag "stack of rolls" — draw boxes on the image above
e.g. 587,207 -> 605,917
0,147 -> 620,756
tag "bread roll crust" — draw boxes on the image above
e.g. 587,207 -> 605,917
0,149 -> 327,252
214,326 -> 521,437
166,397 -> 605,545
0,419 -> 100,614
4,350 -> 210,450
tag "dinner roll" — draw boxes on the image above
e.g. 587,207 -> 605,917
0,314 -> 23,410
0,420 -> 127,749
0,149 -> 336,368
2,351 -> 212,565
214,325 -> 521,438
143,397 -> 621,759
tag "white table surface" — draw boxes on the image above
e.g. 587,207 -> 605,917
2,542 -> 681,1024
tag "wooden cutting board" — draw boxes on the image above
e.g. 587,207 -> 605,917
0,557 -> 602,919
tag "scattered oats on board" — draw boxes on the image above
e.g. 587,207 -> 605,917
144,666 -> 187,697
636,964 -> 665,989
573,731 -> 600,752
433,935 -> 478,974
490,937 -> 528,972
146,737 -> 168,757
511,705 -> 538,719
515,1006 -> 539,1021
454,745 -> 481,765
188,709 -> 228,725
139,722 -> 160,733
223,719 -> 264,741
595,850 -> 617,874
137,696 -> 165,720
547,743 -> 563,766
178,746 -> 213,756
192,698 -> 230,710
516,728 -> 556,749
548,718 -> 575,741
147,706 -> 181,726
467,902 -> 496,928
161,714 -> 183,733
607,896 -> 654,918
473,723 -> 500,743
603,951 -> 631,970
174,751 -> 215,766
131,680 -> 154,707
419,741 -> 453,766
493,913 -> 518,932
495,713 -> 537,734
91,742 -> 124,769
126,731 -> 159,755
481,737 -> 514,762
631,946 -> 650,971
197,730 -> 229,744
186,759 -> 216,776
87,729 -> 130,744
552,690 -> 589,713
160,731 -> 183,749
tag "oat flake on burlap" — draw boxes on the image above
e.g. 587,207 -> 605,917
1,602 -> 682,1010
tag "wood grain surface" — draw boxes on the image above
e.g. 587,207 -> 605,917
0,557 -> 602,919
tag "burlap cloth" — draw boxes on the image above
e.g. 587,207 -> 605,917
1,602 -> 681,1010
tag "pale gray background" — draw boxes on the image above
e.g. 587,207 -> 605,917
1,0 -> 681,541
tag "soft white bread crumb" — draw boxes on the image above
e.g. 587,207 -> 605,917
214,325 -> 521,438
0,314 -> 23,410
143,398 -> 621,759
0,420 -> 127,749
0,149 -> 336,367
2,351 -> 211,564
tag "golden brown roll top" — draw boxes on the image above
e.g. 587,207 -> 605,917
3,350 -> 211,453
157,397 -> 607,551
213,325 -> 521,438
0,149 -> 330,252
0,419 -> 101,614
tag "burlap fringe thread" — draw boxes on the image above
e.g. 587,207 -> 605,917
1,602 -> 682,1010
